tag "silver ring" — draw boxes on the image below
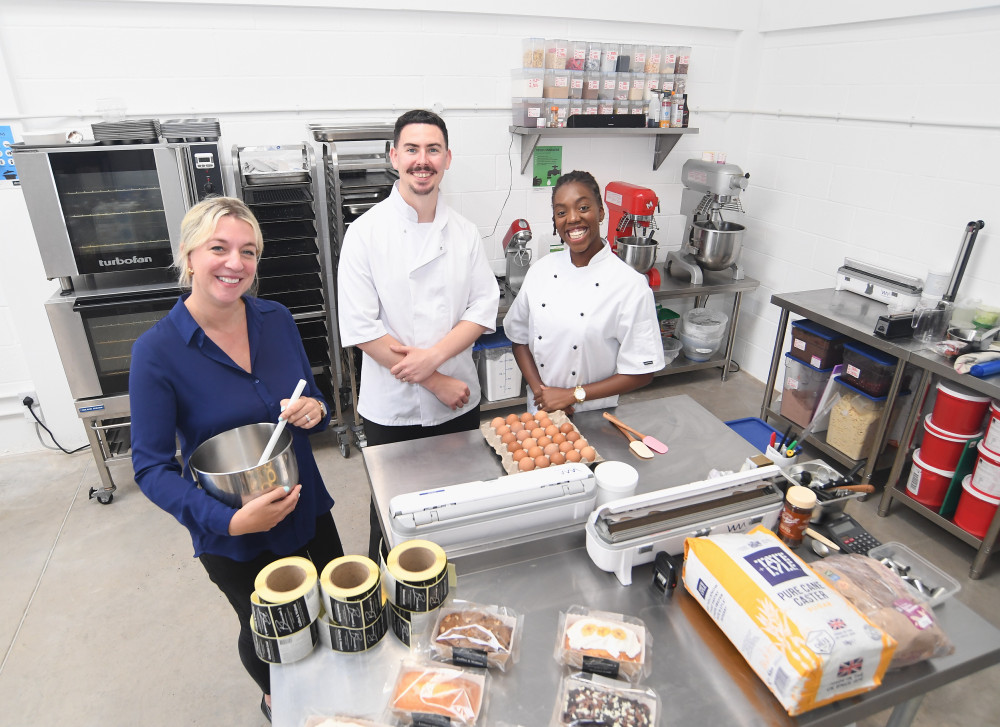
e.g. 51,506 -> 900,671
305,414 -> 312,423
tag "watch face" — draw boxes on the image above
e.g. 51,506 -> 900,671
575,387 -> 585,402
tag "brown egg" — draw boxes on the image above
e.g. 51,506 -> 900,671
512,449 -> 528,462
530,427 -> 545,439
537,436 -> 553,448
506,413 -> 519,425
559,422 -> 575,434
550,452 -> 566,465
490,417 -> 505,429
527,446 -> 544,459
544,425 -> 559,437
516,429 -> 531,442
574,438 -> 589,450
565,449 -> 582,462
580,446 -> 596,462
496,424 -> 511,437
559,440 -> 575,453
518,456 -> 535,471
538,418 -> 553,430
519,412 -> 535,423
507,440 -> 522,452
501,432 -> 517,446
510,421 -> 525,433
566,431 -> 581,442
535,410 -> 549,421
552,432 -> 567,444
522,437 -> 537,450
534,455 -> 550,468
543,443 -> 560,457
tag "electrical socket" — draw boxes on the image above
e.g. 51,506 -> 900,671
17,391 -> 41,422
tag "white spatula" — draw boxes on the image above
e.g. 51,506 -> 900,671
257,378 -> 307,466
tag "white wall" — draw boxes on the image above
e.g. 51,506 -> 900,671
0,1 -> 998,455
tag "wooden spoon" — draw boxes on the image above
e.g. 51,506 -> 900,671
608,420 -> 654,460
602,412 -> 668,454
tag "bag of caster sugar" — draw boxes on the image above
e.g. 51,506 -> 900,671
683,526 -> 896,715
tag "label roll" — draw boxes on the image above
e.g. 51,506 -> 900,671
250,616 -> 319,664
384,539 -> 449,613
318,607 -> 389,653
320,555 -> 384,629
251,556 -> 321,637
387,600 -> 412,646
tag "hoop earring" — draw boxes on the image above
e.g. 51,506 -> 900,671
186,268 -> 194,275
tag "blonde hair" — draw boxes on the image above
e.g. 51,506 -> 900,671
175,197 -> 264,289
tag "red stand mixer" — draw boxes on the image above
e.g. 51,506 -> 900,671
604,181 -> 661,286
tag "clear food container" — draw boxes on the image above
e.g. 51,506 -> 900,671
789,318 -> 847,369
616,43 -> 633,72
522,37 -> 544,68
825,377 -> 887,460
568,70 -> 584,99
631,44 -> 649,72
511,69 -> 543,98
628,72 -> 646,100
841,341 -> 897,397
867,542 -> 961,607
545,38 -> 568,69
780,353 -> 834,428
567,40 -> 587,71
543,70 -> 570,99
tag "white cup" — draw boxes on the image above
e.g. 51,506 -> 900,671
594,461 -> 639,506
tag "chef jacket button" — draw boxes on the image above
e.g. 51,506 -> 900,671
595,282 -> 600,286
538,335 -> 542,340
572,371 -> 576,376
553,274 -> 558,278
540,363 -> 544,367
580,312 -> 584,316
254,379 -> 260,384
541,303 -> 546,307
573,345 -> 578,350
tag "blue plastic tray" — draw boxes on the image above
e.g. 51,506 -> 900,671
725,417 -> 782,453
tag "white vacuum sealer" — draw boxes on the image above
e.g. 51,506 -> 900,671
585,466 -> 785,586
388,463 -> 596,554
835,257 -> 923,309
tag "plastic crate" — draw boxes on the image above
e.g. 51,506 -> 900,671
789,319 -> 846,369
867,542 -> 961,608
473,329 -> 523,402
840,341 -> 897,397
780,353 -> 834,427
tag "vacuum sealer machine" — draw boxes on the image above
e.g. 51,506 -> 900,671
586,465 -> 786,586
388,463 -> 596,555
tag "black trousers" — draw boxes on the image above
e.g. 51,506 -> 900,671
363,406 -> 481,561
198,512 -> 344,694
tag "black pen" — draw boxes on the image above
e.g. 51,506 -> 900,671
778,425 -> 792,449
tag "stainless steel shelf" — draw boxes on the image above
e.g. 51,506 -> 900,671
509,125 -> 699,173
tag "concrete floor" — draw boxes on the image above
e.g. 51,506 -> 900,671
1,370 -> 997,726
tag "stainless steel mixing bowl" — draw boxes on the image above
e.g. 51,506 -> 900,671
690,220 -> 745,270
615,236 -> 658,274
189,422 -> 298,508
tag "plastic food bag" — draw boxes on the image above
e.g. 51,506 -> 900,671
554,606 -> 651,683
813,553 -> 954,669
303,717 -> 392,727
550,672 -> 659,727
418,600 -> 522,671
387,662 -> 487,727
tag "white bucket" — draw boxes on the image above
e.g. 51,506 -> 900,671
594,461 -> 639,506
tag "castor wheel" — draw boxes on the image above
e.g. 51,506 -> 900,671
340,441 -> 350,458
89,487 -> 114,504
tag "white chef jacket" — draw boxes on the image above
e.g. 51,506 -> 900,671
503,244 -> 664,412
338,183 -> 500,426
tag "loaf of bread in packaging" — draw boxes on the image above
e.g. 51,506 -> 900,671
432,608 -> 516,668
683,526 -> 896,715
389,666 -> 484,725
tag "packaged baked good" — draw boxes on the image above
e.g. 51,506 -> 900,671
388,662 -> 487,727
550,672 -> 659,727
554,606 -> 649,683
423,601 -> 522,671
813,553 -> 954,669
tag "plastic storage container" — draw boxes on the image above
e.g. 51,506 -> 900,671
679,308 -> 729,361
826,376 -> 887,459
473,330 -> 523,402
954,474 -> 1000,539
725,417 -> 782,453
840,341 -> 897,397
905,448 -> 956,510
930,382 -> 991,435
867,542 -> 961,608
780,353 -> 834,427
789,319 -> 846,369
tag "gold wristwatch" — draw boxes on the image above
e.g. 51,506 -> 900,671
574,385 -> 587,404
317,399 -> 327,419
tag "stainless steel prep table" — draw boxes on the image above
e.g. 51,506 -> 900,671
760,288 -> 1000,577
271,395 -> 1000,727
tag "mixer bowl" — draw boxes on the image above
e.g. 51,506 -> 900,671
690,220 -> 745,270
190,423 -> 298,508
615,237 -> 658,275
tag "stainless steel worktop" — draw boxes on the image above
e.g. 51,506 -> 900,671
271,395 -> 1000,727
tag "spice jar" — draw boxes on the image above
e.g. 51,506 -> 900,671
778,485 -> 817,548
522,38 -> 544,68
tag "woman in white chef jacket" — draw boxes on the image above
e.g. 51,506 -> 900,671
503,170 -> 664,413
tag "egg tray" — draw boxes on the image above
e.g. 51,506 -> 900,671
481,410 -> 603,475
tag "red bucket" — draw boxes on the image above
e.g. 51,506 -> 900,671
983,400 -> 1000,456
954,474 -> 1000,539
905,448 -> 955,509
931,383 -> 991,435
920,415 -> 980,471
970,439 -> 1000,499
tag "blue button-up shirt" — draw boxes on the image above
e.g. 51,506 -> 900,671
129,295 -> 334,560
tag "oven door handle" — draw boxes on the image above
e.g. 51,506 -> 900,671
71,290 -> 180,312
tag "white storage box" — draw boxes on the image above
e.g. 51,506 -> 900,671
474,330 -> 523,402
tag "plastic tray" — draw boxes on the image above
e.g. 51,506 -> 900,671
725,417 -> 781,453
867,542 -> 961,608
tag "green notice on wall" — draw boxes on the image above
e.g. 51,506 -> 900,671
532,146 -> 562,187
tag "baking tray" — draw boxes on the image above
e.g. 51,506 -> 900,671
245,170 -> 310,185
244,186 -> 313,206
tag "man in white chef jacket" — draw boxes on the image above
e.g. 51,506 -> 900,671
338,109 -> 501,560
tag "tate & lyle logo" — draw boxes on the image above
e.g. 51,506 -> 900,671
98,255 -> 153,267
745,546 -> 806,586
